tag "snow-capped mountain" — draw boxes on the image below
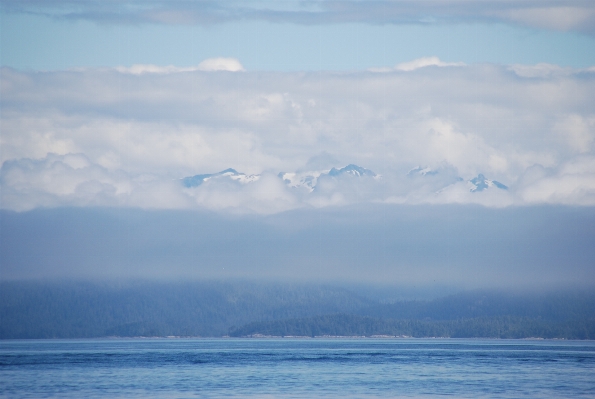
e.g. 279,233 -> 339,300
182,168 -> 260,188
407,166 -> 439,177
279,164 -> 378,192
468,174 -> 508,192
328,164 -> 377,178
182,166 -> 506,197
408,166 -> 508,194
183,164 -> 379,192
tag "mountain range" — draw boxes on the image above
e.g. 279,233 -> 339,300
182,168 -> 260,188
468,173 -> 508,192
183,164 -> 508,193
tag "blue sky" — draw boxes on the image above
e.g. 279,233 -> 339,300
1,0 -> 595,286
2,4 -> 595,71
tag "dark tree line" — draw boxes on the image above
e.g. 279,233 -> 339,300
229,314 -> 595,339
1,281 -> 594,339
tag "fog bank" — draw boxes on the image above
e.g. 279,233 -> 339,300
2,205 -> 593,289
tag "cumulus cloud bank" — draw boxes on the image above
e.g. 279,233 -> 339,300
369,57 -> 465,73
1,61 -> 595,213
115,58 -> 245,74
395,57 -> 466,71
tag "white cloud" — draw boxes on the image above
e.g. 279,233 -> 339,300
197,58 -> 245,72
369,57 -> 465,73
404,118 -> 502,178
0,115 -> 277,177
0,153 -> 300,213
552,114 -> 595,153
115,65 -> 200,75
394,57 -> 465,72
519,157 -> 595,205
508,63 -> 574,78
185,173 -> 299,214
500,6 -> 595,33
0,153 -> 195,211
0,153 -> 125,211
115,58 -> 245,74
2,63 -> 595,212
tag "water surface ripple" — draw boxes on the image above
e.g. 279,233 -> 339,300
1,339 -> 594,398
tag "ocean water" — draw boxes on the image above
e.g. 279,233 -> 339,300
1,338 -> 594,398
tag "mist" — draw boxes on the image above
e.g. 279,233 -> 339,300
2,204 -> 594,290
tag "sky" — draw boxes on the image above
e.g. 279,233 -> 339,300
1,0 -> 595,288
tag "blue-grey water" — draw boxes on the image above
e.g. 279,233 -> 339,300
1,338 -> 594,398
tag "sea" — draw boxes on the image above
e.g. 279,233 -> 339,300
1,338 -> 594,398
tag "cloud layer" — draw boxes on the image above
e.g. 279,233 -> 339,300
114,58 -> 245,74
1,60 -> 595,212
3,1 -> 595,34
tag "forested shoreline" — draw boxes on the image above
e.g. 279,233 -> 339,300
229,314 -> 595,339
1,281 -> 594,339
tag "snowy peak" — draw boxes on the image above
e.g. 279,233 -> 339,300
182,167 -> 506,196
328,164 -> 377,178
279,164 -> 378,192
407,166 -> 439,177
184,165 -> 377,192
182,168 -> 260,187
407,167 -> 507,193
468,174 -> 508,192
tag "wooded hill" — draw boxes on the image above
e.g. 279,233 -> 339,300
1,281 -> 594,339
